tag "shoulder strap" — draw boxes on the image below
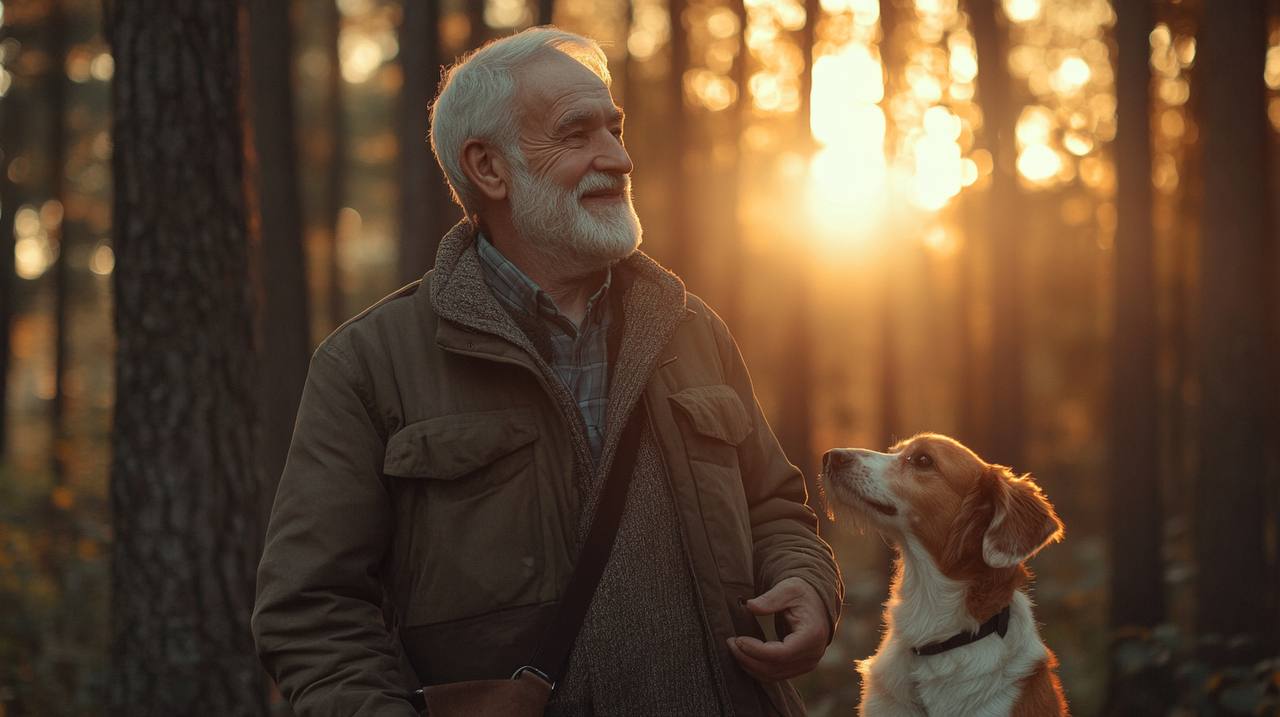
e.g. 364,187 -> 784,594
522,400 -> 649,687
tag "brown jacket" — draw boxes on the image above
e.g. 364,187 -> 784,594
251,223 -> 843,716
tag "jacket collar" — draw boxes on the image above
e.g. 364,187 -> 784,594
427,220 -> 690,489
475,231 -> 613,336
428,220 -> 689,350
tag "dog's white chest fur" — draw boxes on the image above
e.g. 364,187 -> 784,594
856,542 -> 1048,717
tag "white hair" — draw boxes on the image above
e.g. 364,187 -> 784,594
428,26 -> 612,216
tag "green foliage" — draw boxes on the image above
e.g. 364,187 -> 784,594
1112,626 -> 1280,716
0,468 -> 109,717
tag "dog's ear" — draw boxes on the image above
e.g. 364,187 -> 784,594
981,467 -> 1064,568
941,475 -> 998,573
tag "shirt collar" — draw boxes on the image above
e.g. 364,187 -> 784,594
475,233 -> 612,333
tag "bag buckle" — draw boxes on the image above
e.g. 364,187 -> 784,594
511,665 -> 555,689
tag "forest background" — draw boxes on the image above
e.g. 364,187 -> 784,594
0,0 -> 1278,714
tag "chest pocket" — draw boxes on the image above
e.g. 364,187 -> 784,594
384,409 -> 538,480
383,408 -> 548,628
669,385 -> 756,585
669,385 -> 753,463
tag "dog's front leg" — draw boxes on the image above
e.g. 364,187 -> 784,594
859,688 -> 927,717
858,653 -> 926,717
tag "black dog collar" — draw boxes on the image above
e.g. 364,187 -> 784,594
911,605 -> 1011,657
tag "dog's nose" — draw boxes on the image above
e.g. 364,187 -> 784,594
822,449 -> 853,472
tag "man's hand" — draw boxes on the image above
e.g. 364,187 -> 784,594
726,576 -> 830,682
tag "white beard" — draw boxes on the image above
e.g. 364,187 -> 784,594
507,159 -> 643,277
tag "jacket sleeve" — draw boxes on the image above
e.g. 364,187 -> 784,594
251,340 -> 419,717
709,311 -> 845,638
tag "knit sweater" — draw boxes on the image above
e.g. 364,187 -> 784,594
430,225 -> 725,714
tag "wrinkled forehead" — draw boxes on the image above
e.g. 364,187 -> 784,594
515,52 -> 619,127
892,434 -> 988,495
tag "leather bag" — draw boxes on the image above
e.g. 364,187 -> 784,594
408,402 -> 649,716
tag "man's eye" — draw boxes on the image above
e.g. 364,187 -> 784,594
909,453 -> 933,469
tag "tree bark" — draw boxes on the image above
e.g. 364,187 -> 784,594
467,0 -> 487,50
955,194 -> 984,448
1194,0 -> 1278,661
398,0 -> 451,285
49,0 -> 70,484
713,0 -> 748,332
246,0 -> 311,526
105,0 -> 267,713
967,0 -> 1025,468
1104,0 -> 1168,711
324,0 -> 346,328
1271,0 -> 1280,640
1108,0 -> 1164,631
0,93 -> 13,462
665,0 -> 694,283
773,0 -> 820,511
875,0 -> 904,454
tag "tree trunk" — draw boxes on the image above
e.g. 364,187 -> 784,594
1195,0 -> 1278,661
774,0 -> 820,511
665,0 -> 693,283
955,194 -> 984,448
0,93 -> 13,462
1108,0 -> 1164,631
324,0 -> 346,328
247,0 -> 312,525
967,0 -> 1025,468
1104,0 -> 1168,711
536,0 -> 554,25
875,0 -> 904,454
49,0 -> 69,485
1271,0 -> 1280,640
619,0 -> 635,108
467,0 -> 487,50
714,0 -> 748,332
398,0 -> 451,286
105,0 -> 267,713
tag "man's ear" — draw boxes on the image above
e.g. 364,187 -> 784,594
459,139 -> 510,202
981,467 -> 1064,568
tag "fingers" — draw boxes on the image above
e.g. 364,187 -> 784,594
743,577 -> 804,616
729,577 -> 831,681
727,637 -> 783,681
738,619 -> 825,661
726,635 -> 821,681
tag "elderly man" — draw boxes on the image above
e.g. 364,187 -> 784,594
252,26 -> 842,717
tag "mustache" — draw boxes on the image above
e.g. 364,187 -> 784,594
576,172 -> 629,197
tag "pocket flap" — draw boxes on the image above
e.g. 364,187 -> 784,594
383,408 -> 538,479
668,385 -> 753,445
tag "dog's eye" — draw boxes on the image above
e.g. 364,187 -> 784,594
909,453 -> 934,469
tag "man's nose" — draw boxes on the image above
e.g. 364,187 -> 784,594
822,449 -> 854,473
596,133 -> 634,176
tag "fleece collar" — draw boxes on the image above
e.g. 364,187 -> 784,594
428,220 -> 689,498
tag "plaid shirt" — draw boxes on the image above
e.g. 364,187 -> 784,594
476,235 -> 612,463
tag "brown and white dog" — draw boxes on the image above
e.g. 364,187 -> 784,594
821,433 -> 1069,716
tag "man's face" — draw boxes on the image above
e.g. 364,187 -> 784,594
507,52 -> 641,275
